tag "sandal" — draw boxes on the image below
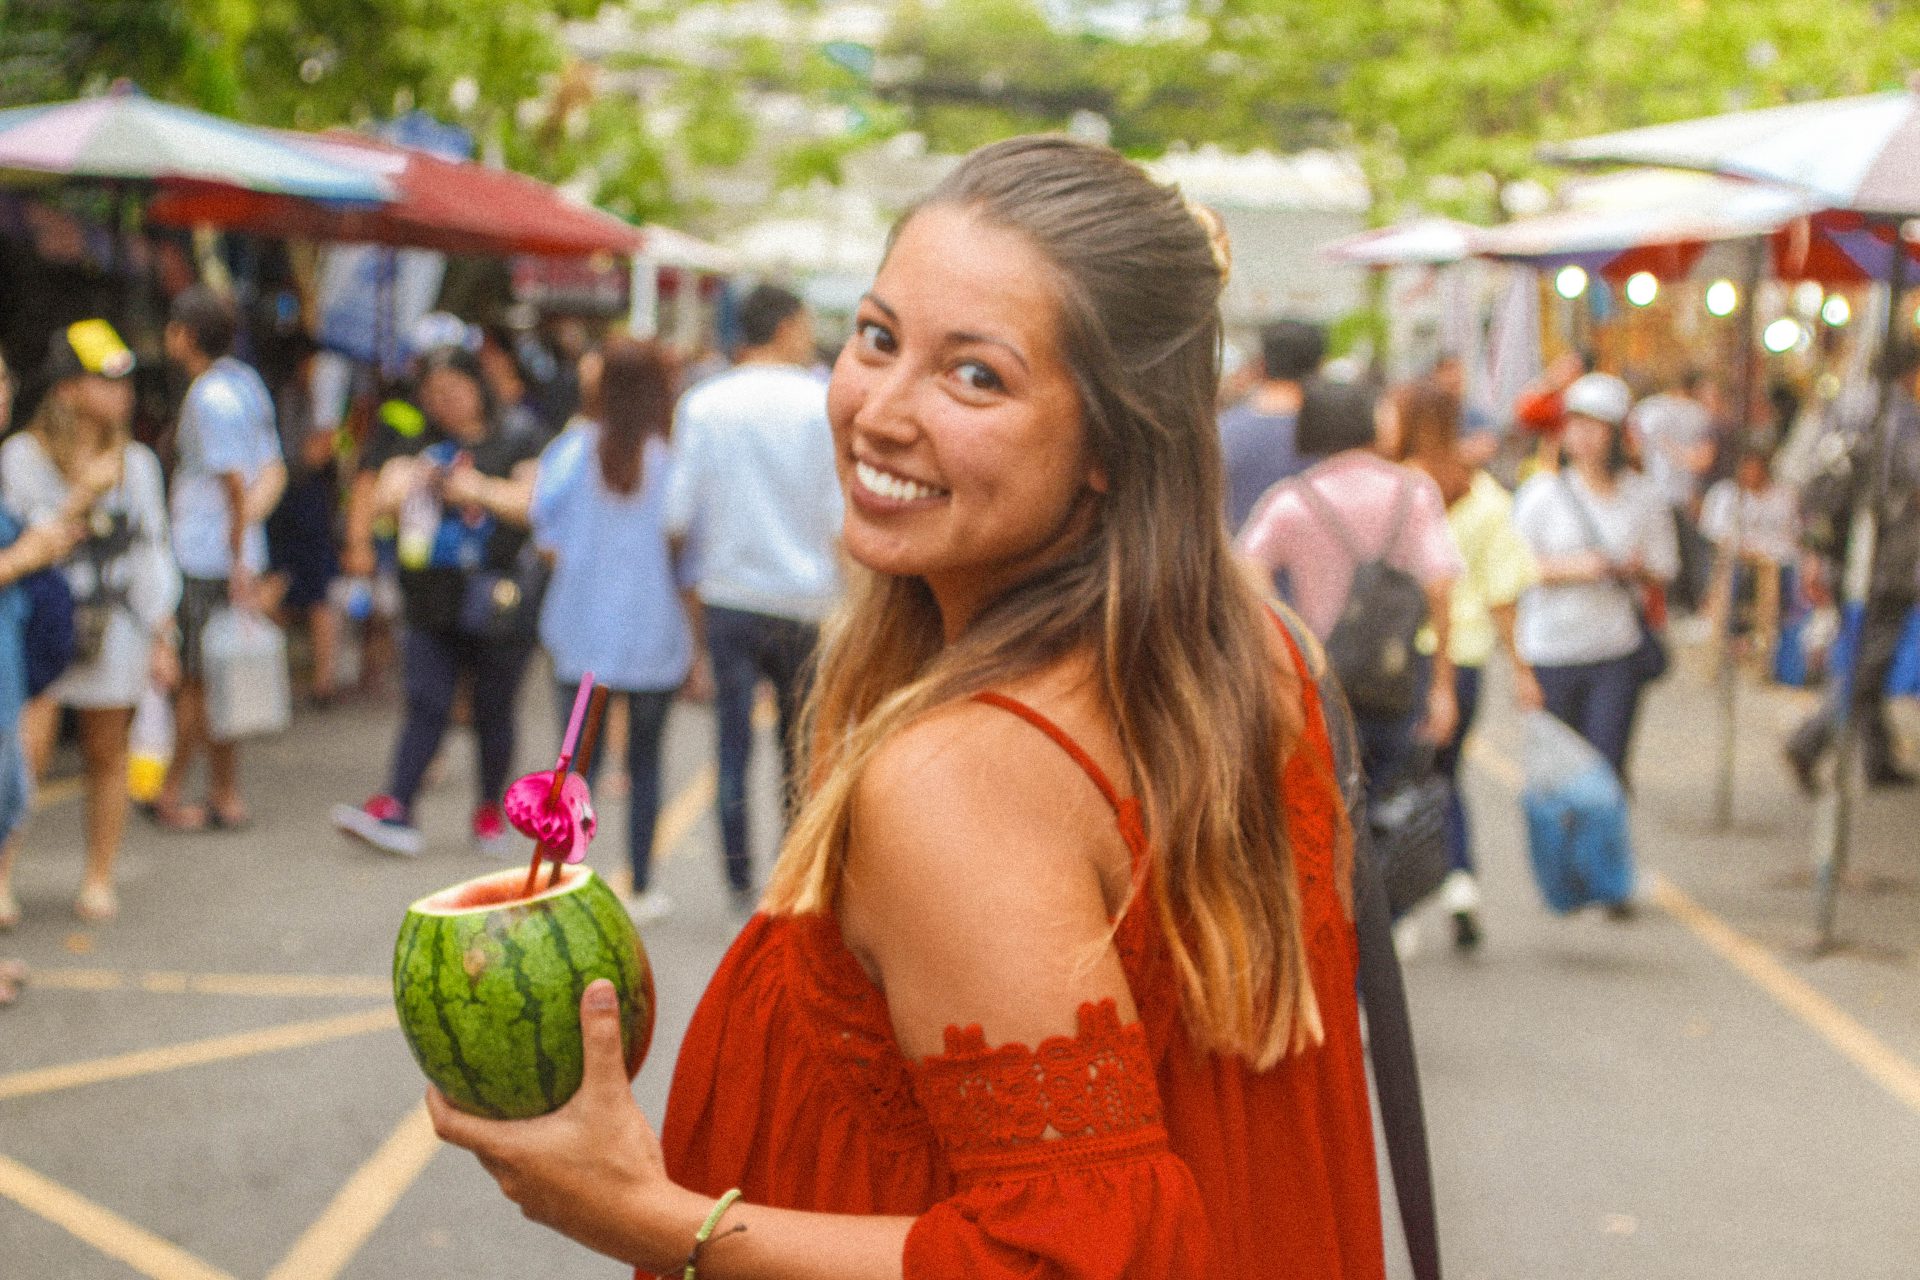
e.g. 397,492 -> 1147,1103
75,882 -> 118,923
207,803 -> 251,832
149,800 -> 208,833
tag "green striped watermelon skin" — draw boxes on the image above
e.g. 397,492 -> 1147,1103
393,867 -> 655,1119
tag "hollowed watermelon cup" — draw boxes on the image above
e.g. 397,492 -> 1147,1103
393,864 -> 654,1119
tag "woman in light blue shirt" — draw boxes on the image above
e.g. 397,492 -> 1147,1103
531,338 -> 696,923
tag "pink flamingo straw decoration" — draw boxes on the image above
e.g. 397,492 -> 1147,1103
509,674 -> 608,896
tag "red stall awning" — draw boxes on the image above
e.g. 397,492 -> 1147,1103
146,131 -> 643,259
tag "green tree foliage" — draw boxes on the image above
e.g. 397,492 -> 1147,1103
869,0 -> 1920,219
1200,0 -> 1920,218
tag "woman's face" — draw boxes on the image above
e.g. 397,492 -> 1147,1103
1562,414 -> 1613,470
63,375 -> 132,434
828,204 -> 1101,624
419,366 -> 486,439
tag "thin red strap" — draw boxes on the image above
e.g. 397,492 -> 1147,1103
970,691 -> 1126,816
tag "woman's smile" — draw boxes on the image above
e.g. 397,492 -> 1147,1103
851,457 -> 951,509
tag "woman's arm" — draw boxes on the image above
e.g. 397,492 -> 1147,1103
432,693 -> 1187,1279
1422,580 -> 1459,745
428,1004 -> 914,1279
1490,601 -> 1542,709
1533,550 -> 1612,586
442,458 -> 536,529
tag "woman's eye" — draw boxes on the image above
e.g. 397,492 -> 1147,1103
856,321 -> 895,355
955,361 -> 1003,393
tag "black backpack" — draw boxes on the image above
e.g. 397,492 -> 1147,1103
1294,473 -> 1428,720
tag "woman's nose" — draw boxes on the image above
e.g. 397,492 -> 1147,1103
850,366 -> 920,446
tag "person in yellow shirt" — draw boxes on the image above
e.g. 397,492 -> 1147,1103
1384,377 -> 1540,951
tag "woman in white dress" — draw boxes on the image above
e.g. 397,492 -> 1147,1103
0,321 -> 180,923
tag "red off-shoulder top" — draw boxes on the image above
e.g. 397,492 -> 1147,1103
659,634 -> 1385,1278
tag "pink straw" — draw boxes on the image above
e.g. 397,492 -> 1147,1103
557,672 -> 595,769
523,673 -> 596,897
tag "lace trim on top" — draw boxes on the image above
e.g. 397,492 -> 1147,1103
907,998 -> 1168,1187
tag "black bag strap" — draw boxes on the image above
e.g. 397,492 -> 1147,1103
1271,604 -> 1443,1280
1295,468 -> 1417,571
1554,472 -> 1646,621
1293,474 -> 1366,564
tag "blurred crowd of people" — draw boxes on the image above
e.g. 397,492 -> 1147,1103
1,262 -> 1915,1005
0,278 -> 843,998
1220,316 -> 1919,955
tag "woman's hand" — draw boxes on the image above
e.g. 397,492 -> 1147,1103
71,448 -> 124,507
149,633 -> 181,693
679,653 -> 715,704
1421,676 -> 1458,747
427,980 -> 686,1272
440,457 -> 489,511
1512,663 -> 1545,712
11,518 -> 83,576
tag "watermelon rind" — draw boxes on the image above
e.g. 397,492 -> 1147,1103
393,865 -> 654,1119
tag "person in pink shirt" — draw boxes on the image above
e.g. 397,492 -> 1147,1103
1237,379 -> 1462,785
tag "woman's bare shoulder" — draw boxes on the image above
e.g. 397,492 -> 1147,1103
842,675 -> 1137,1054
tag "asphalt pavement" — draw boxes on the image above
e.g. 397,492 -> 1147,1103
0,646 -> 1915,1279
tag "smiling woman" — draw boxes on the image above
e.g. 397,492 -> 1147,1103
429,136 -> 1386,1280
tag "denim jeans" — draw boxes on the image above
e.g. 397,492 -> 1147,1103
1534,653 -> 1645,780
705,605 -> 819,893
1355,654 -> 1434,799
554,684 -> 674,892
387,626 -> 532,815
1431,664 -> 1483,876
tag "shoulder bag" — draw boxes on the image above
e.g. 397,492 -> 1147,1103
1555,474 -> 1669,684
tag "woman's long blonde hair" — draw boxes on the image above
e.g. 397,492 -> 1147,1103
28,375 -> 128,484
763,136 -> 1348,1069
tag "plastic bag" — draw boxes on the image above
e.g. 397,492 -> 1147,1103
1520,710 -> 1635,914
203,608 -> 291,742
127,683 -> 173,803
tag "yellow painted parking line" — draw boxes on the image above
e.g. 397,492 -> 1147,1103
265,1103 -> 440,1280
652,766 -> 715,865
0,1150 -> 236,1280
0,1007 -> 395,1102
28,968 -> 391,999
1469,739 -> 1920,1122
1649,872 -> 1920,1119
653,695 -> 775,866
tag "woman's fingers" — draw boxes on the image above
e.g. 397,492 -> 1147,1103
576,979 -> 632,1100
425,1086 -> 495,1154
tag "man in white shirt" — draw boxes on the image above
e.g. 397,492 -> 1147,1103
155,286 -> 285,832
1628,371 -> 1716,611
665,286 -> 842,907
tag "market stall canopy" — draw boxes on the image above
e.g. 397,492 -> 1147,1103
639,223 -> 737,275
0,87 -> 390,202
1541,88 -> 1920,217
1321,218 -> 1481,267
1475,169 -> 1915,285
146,130 -> 643,259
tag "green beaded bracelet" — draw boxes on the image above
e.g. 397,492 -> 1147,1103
681,1187 -> 744,1280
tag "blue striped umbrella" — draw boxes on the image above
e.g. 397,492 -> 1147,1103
0,87 -> 389,202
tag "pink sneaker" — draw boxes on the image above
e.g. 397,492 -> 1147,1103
471,803 -> 511,857
332,795 -> 422,858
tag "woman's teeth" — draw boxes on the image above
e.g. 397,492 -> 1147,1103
856,460 -> 948,502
